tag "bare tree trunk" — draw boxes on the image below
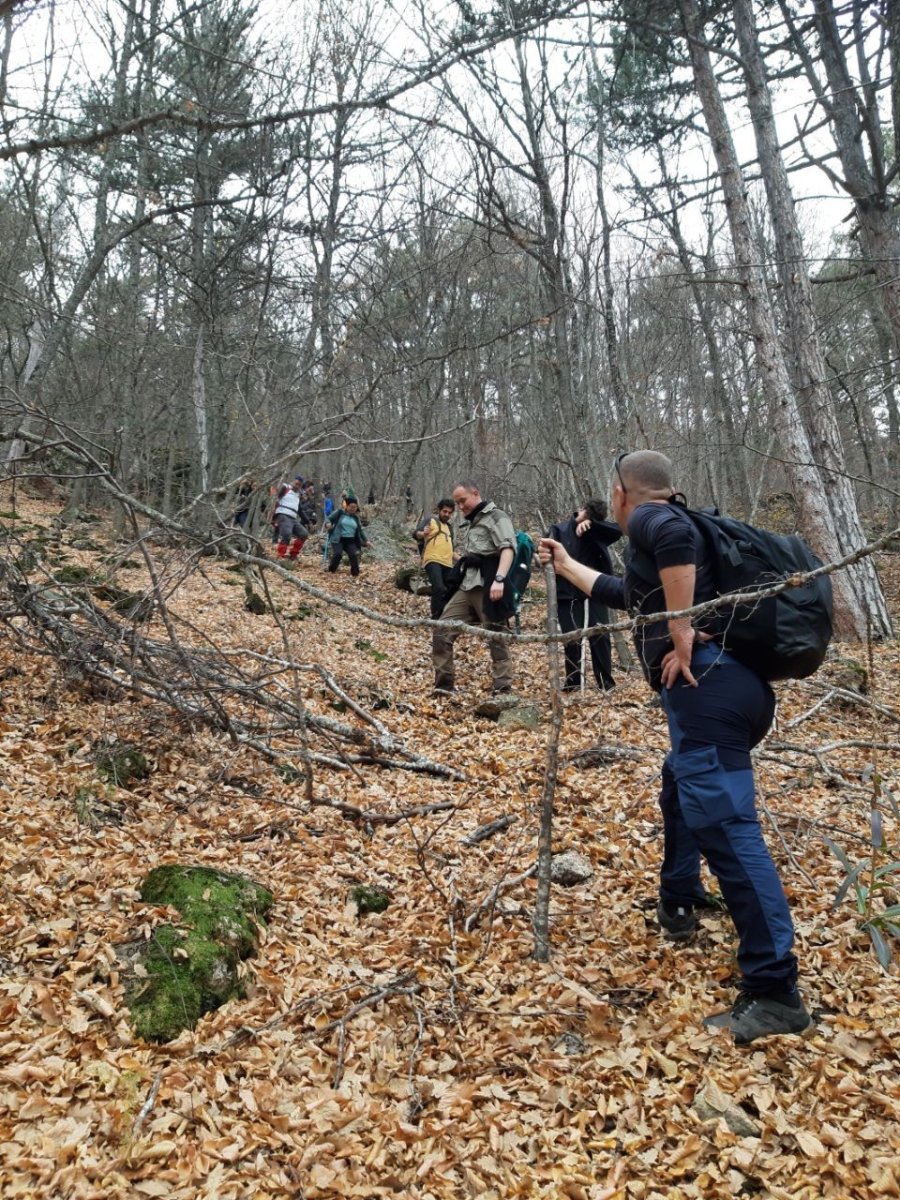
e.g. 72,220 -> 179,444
779,0 -> 900,384
193,325 -> 210,495
533,563 -> 562,962
733,0 -> 891,637
679,0 -> 872,640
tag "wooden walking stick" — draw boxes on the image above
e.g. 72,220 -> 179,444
533,557 -> 564,961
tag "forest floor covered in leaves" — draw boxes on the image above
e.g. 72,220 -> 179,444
0,495 -> 898,1200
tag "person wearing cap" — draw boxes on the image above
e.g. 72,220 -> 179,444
273,478 -> 310,562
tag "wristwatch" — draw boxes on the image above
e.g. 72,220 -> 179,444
495,574 -> 506,583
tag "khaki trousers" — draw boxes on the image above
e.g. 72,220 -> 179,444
432,586 -> 513,689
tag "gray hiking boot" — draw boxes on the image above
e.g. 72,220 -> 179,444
704,991 -> 812,1044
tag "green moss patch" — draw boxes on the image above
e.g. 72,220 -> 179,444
244,585 -> 267,614
125,865 -> 273,1042
351,885 -> 390,915
96,747 -> 150,787
53,564 -> 94,584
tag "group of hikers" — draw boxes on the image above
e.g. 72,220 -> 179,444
234,476 -> 370,575
229,453 -> 820,1046
422,462 -> 815,1046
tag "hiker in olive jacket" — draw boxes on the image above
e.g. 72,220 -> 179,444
432,481 -> 515,696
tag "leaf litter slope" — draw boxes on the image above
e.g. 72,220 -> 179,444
0,497 -> 898,1200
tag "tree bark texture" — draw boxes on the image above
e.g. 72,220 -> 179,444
679,0 -> 874,640
732,0 -> 891,637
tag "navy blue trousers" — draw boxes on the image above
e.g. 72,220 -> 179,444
660,642 -> 798,994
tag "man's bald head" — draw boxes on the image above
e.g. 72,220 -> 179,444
616,451 -> 674,498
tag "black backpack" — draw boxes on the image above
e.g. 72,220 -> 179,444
633,504 -> 833,682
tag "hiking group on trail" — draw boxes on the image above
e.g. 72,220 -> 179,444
227,451 -> 834,1046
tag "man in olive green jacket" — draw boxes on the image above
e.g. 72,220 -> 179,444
432,481 -> 515,696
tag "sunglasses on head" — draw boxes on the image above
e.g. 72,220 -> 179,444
614,451 -> 631,494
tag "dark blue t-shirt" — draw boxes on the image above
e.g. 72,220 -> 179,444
590,501 -> 718,689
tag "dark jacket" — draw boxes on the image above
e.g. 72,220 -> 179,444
298,497 -> 317,528
590,501 -> 718,691
546,515 -> 622,603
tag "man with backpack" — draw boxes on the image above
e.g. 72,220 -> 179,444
546,497 -> 620,692
539,450 -> 813,1045
432,481 -> 515,696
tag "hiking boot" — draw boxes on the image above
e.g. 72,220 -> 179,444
656,901 -> 699,942
433,679 -> 455,696
491,684 -> 512,696
703,991 -> 812,1044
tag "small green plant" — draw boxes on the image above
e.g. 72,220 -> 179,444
96,747 -> 150,787
826,634 -> 900,967
824,823 -> 900,968
276,762 -> 303,784
354,638 -> 387,663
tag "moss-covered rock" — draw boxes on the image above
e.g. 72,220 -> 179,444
828,656 -> 868,695
351,885 -> 390,915
140,865 -> 272,952
53,564 -> 94,584
393,565 -> 431,595
497,704 -> 542,731
276,761 -> 304,784
96,746 -> 150,787
125,865 -> 273,1042
73,784 -> 124,829
244,584 -> 267,614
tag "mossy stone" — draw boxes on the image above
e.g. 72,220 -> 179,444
497,704 -> 542,731
351,885 -> 390,915
53,564 -> 94,585
244,585 -> 267,614
140,865 -> 272,953
126,866 -> 273,1042
830,656 -> 868,695
96,747 -> 150,787
394,566 -> 426,593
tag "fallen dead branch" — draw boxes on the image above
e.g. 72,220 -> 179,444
465,863 -> 538,934
566,744 -> 646,768
461,814 -> 517,846
310,796 -> 456,826
0,561 -> 461,782
199,972 -> 422,1059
